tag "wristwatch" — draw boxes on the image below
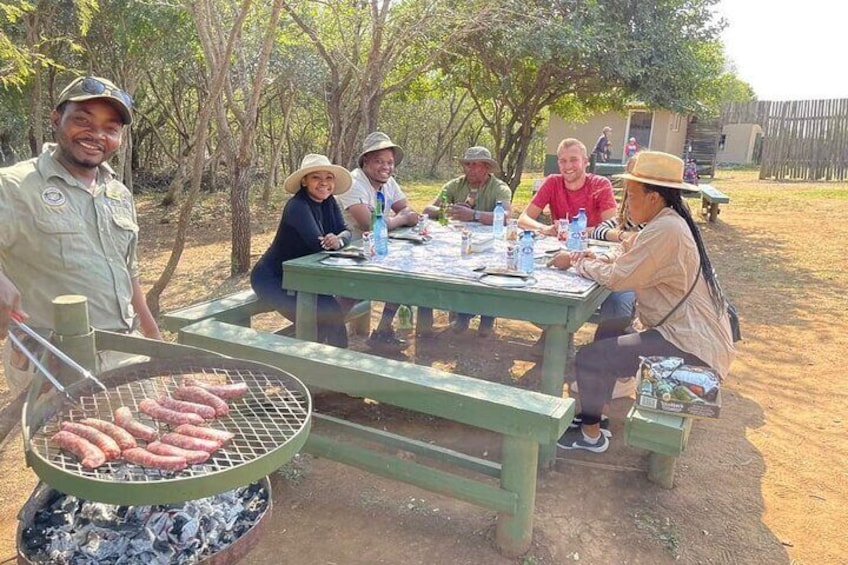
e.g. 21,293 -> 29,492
473,210 -> 481,221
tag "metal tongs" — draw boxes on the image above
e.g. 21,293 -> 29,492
8,311 -> 108,404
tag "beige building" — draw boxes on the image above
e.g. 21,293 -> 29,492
716,123 -> 763,164
545,106 -> 690,173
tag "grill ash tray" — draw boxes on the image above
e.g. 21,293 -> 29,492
23,357 -> 311,506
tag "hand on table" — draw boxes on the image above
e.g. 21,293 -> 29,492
402,210 -> 420,227
540,224 -> 558,237
392,210 -> 419,228
446,204 -> 474,222
319,233 -> 343,250
546,250 -> 596,270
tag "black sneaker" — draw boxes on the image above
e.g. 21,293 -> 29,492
568,414 -> 611,438
557,427 -> 609,453
367,330 -> 407,349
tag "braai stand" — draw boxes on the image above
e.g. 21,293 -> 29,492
17,295 -> 311,563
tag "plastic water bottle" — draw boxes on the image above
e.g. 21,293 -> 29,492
492,201 -> 505,239
566,217 -> 582,251
519,230 -> 535,274
373,213 -> 389,258
576,208 -> 588,250
397,305 -> 413,330
375,191 -> 385,215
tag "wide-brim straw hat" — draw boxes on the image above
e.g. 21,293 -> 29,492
460,146 -> 499,171
357,131 -> 404,168
283,154 -> 352,195
615,151 -> 699,192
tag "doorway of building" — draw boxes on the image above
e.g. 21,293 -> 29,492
626,111 -> 653,158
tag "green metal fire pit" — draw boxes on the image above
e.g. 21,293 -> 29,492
22,357 -> 310,506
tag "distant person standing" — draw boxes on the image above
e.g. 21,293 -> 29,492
593,126 -> 613,163
683,157 -> 700,185
624,137 -> 639,163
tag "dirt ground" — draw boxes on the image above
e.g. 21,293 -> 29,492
0,169 -> 846,564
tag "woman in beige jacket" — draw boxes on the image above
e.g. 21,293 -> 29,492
549,151 -> 735,453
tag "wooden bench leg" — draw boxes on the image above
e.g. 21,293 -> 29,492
708,203 -> 719,222
647,452 -> 678,489
415,306 -> 434,337
495,435 -> 538,557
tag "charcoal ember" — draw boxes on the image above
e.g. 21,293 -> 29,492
79,501 -> 122,526
41,508 -> 74,529
21,526 -> 50,551
21,482 -> 269,564
170,511 -> 200,545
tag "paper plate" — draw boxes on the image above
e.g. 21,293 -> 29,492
320,256 -> 364,266
478,273 -> 536,288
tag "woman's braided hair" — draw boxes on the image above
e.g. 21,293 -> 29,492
643,183 -> 725,314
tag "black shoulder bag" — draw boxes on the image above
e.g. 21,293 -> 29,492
727,302 -> 742,342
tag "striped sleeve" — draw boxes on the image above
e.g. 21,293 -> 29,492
590,218 -> 617,241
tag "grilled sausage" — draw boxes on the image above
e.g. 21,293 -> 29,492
122,447 -> 188,472
174,423 -> 234,446
59,421 -> 121,460
160,432 -> 220,453
147,440 -> 211,465
157,395 -> 216,420
51,430 -> 106,469
172,386 -> 229,417
79,416 -> 139,450
138,399 -> 205,426
183,378 -> 249,400
114,407 -> 159,442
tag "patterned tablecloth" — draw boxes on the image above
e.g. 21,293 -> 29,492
346,221 -> 616,297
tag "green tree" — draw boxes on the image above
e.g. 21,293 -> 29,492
441,0 -> 728,190
280,0 -> 482,167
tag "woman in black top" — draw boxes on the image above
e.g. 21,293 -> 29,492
251,154 -> 353,347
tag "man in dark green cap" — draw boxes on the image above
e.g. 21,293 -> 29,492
0,75 -> 160,394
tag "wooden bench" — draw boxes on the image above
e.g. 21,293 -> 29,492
176,318 -> 573,557
623,406 -> 694,488
162,289 -> 372,336
686,183 -> 730,223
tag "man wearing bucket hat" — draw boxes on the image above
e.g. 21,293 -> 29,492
336,132 -> 420,349
0,75 -> 160,395
251,154 -> 353,348
421,145 -> 512,336
549,151 -> 735,453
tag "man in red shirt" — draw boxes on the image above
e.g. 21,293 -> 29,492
519,138 -> 634,367
518,138 -> 617,235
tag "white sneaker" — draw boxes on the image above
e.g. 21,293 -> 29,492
570,377 -> 636,399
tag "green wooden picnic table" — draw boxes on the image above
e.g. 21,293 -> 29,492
282,224 -> 610,467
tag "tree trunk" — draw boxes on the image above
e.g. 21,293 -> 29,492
146,0 -> 253,316
230,164 -> 252,275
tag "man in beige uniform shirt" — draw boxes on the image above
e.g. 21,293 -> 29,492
0,76 -> 161,395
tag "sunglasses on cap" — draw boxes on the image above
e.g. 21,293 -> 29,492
80,77 -> 134,108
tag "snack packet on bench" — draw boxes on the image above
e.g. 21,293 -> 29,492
639,356 -> 684,381
668,365 -> 720,402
